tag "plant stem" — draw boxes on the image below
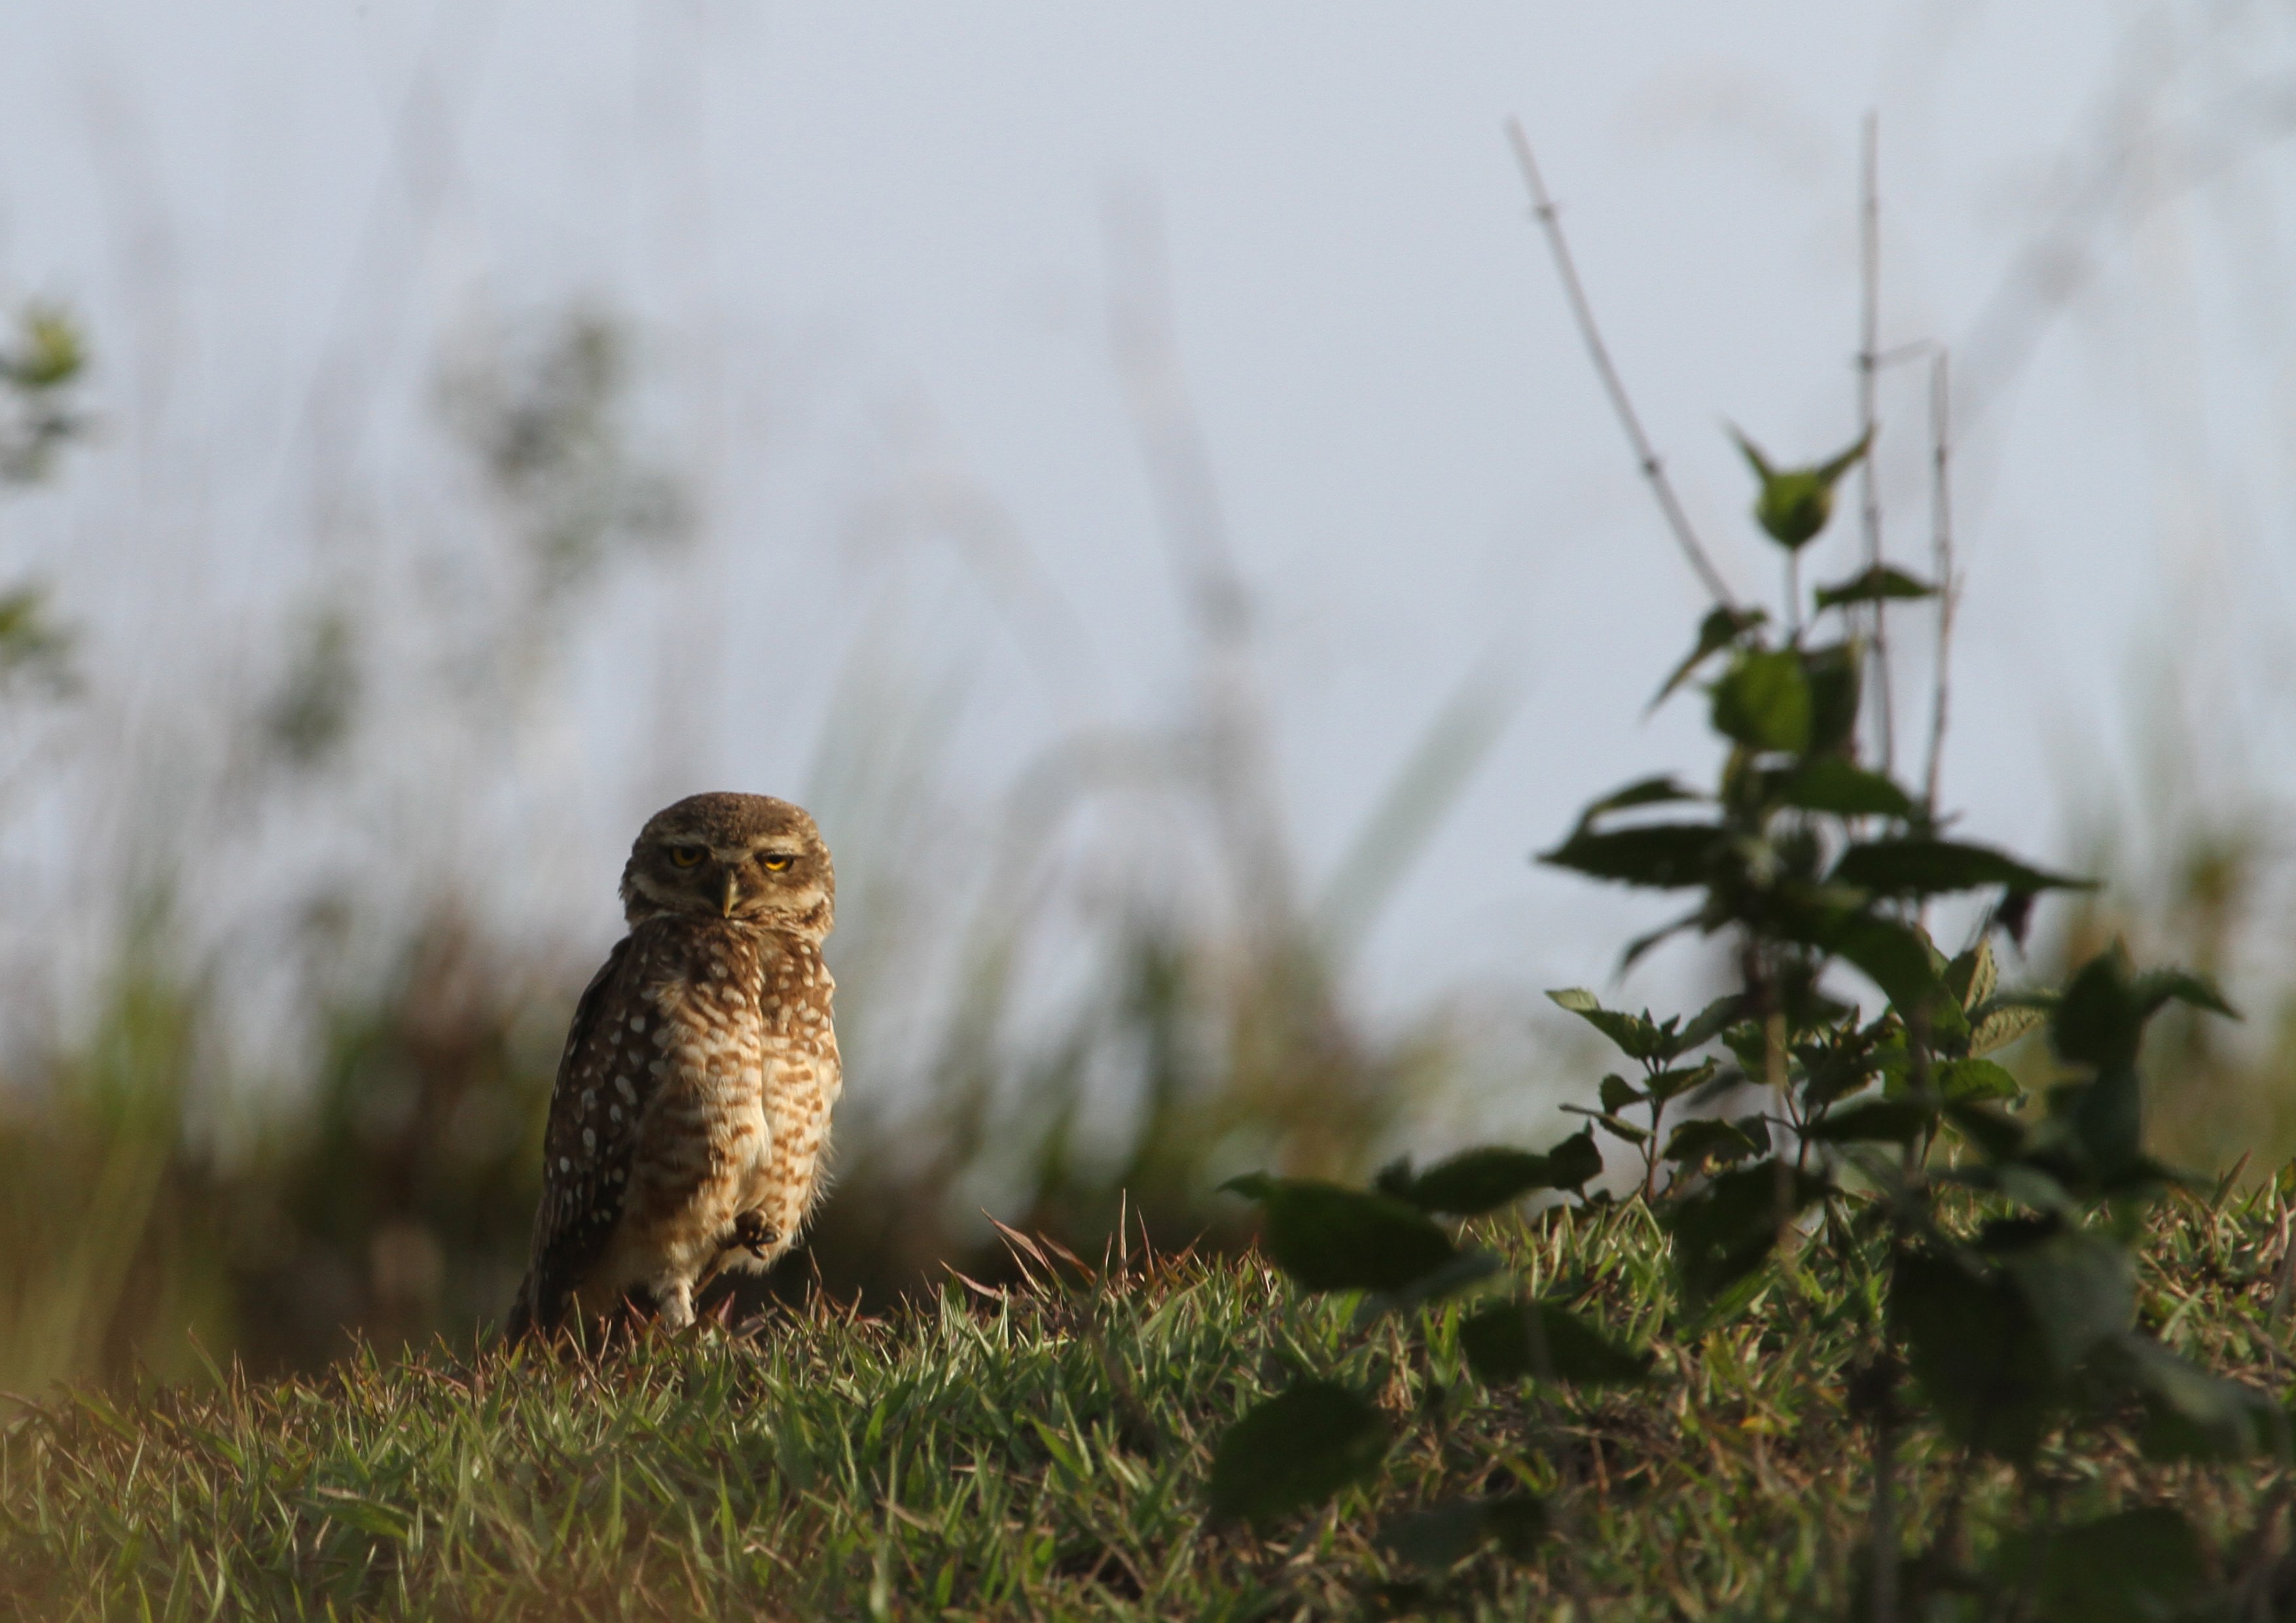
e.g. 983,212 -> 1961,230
1922,349 -> 1957,819
1767,1005 -> 1795,1249
1859,113 -> 1894,775
1504,120 -> 1738,611
1645,1094 -> 1666,1200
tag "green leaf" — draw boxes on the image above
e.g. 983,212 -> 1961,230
1823,914 -> 1950,1022
1355,1249 -> 1507,1322
1813,563 -> 1937,609
1424,1127 -> 1596,1198
1890,1247 -> 2054,1462
1459,1301 -> 1653,1386
1935,1058 -> 2020,1103
1710,649 -> 1811,753
1943,1160 -> 2073,1215
2066,1061 -> 2144,1178
2053,946 -> 2141,1068
1573,774 -> 1704,825
1806,1099 -> 1928,1144
1539,823 -> 1722,891
2134,967 -> 2239,1022
1399,1149 -> 1570,1217
1644,1058 -> 1718,1104
1665,1162 -> 1825,1311
1221,1177 -> 1457,1293
1720,1021 -> 1769,1077
1377,1494 -> 1549,1568
1803,643 -> 1863,755
2099,1332 -> 2286,1462
1731,425 -> 1870,550
1990,1226 -> 2132,1376
1660,1116 -> 1762,1169
1672,995 -> 1744,1056
1832,839 -> 2090,898
1547,989 -> 1671,1060
1799,1030 -> 1889,1105
1599,1074 -> 1644,1113
1206,1382 -> 1390,1527
1560,1104 -> 1648,1145
6,307 -> 86,391
1651,605 -> 1768,709
1774,758 -> 1916,819
1942,1101 -> 2026,1162
2026,1507 -> 2204,1623
1544,1128 -> 1604,1192
0,586 -> 72,687
1945,938 -> 1999,1010
1967,995 -> 2050,1057
1619,908 -> 1702,971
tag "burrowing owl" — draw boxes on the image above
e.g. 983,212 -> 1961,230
507,793 -> 840,1337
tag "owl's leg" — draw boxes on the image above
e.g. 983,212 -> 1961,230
651,1275 -> 697,1331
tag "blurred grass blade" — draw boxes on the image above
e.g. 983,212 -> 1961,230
1312,668 -> 1514,965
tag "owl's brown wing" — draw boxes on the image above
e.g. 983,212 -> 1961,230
506,934 -> 648,1338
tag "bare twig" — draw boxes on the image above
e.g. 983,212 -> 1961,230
1922,350 -> 1957,818
1858,114 -> 1895,772
1504,120 -> 1738,610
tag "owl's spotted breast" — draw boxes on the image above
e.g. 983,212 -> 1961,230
507,794 -> 839,1338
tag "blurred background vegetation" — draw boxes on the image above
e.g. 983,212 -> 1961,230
5,3 -> 2296,1398
0,289 -> 1520,1390
1,270 -> 2293,1398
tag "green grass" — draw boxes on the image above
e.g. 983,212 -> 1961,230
5,1185 -> 2291,1622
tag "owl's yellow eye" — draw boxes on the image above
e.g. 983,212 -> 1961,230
762,855 -> 793,873
669,846 -> 706,868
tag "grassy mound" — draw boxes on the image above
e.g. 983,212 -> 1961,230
5,1185 -> 2291,1621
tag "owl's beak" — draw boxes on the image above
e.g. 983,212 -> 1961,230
721,872 -> 741,918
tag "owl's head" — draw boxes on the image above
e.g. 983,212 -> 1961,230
620,793 -> 834,940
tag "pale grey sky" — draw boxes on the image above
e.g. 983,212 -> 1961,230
3,3 -> 2294,1101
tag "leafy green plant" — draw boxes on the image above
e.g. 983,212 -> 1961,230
0,304 -> 84,485
0,303 -> 84,689
1210,415 -> 2288,1618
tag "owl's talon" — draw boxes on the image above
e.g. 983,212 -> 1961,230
728,1210 -> 780,1258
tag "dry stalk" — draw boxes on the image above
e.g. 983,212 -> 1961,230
1503,120 -> 1737,611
